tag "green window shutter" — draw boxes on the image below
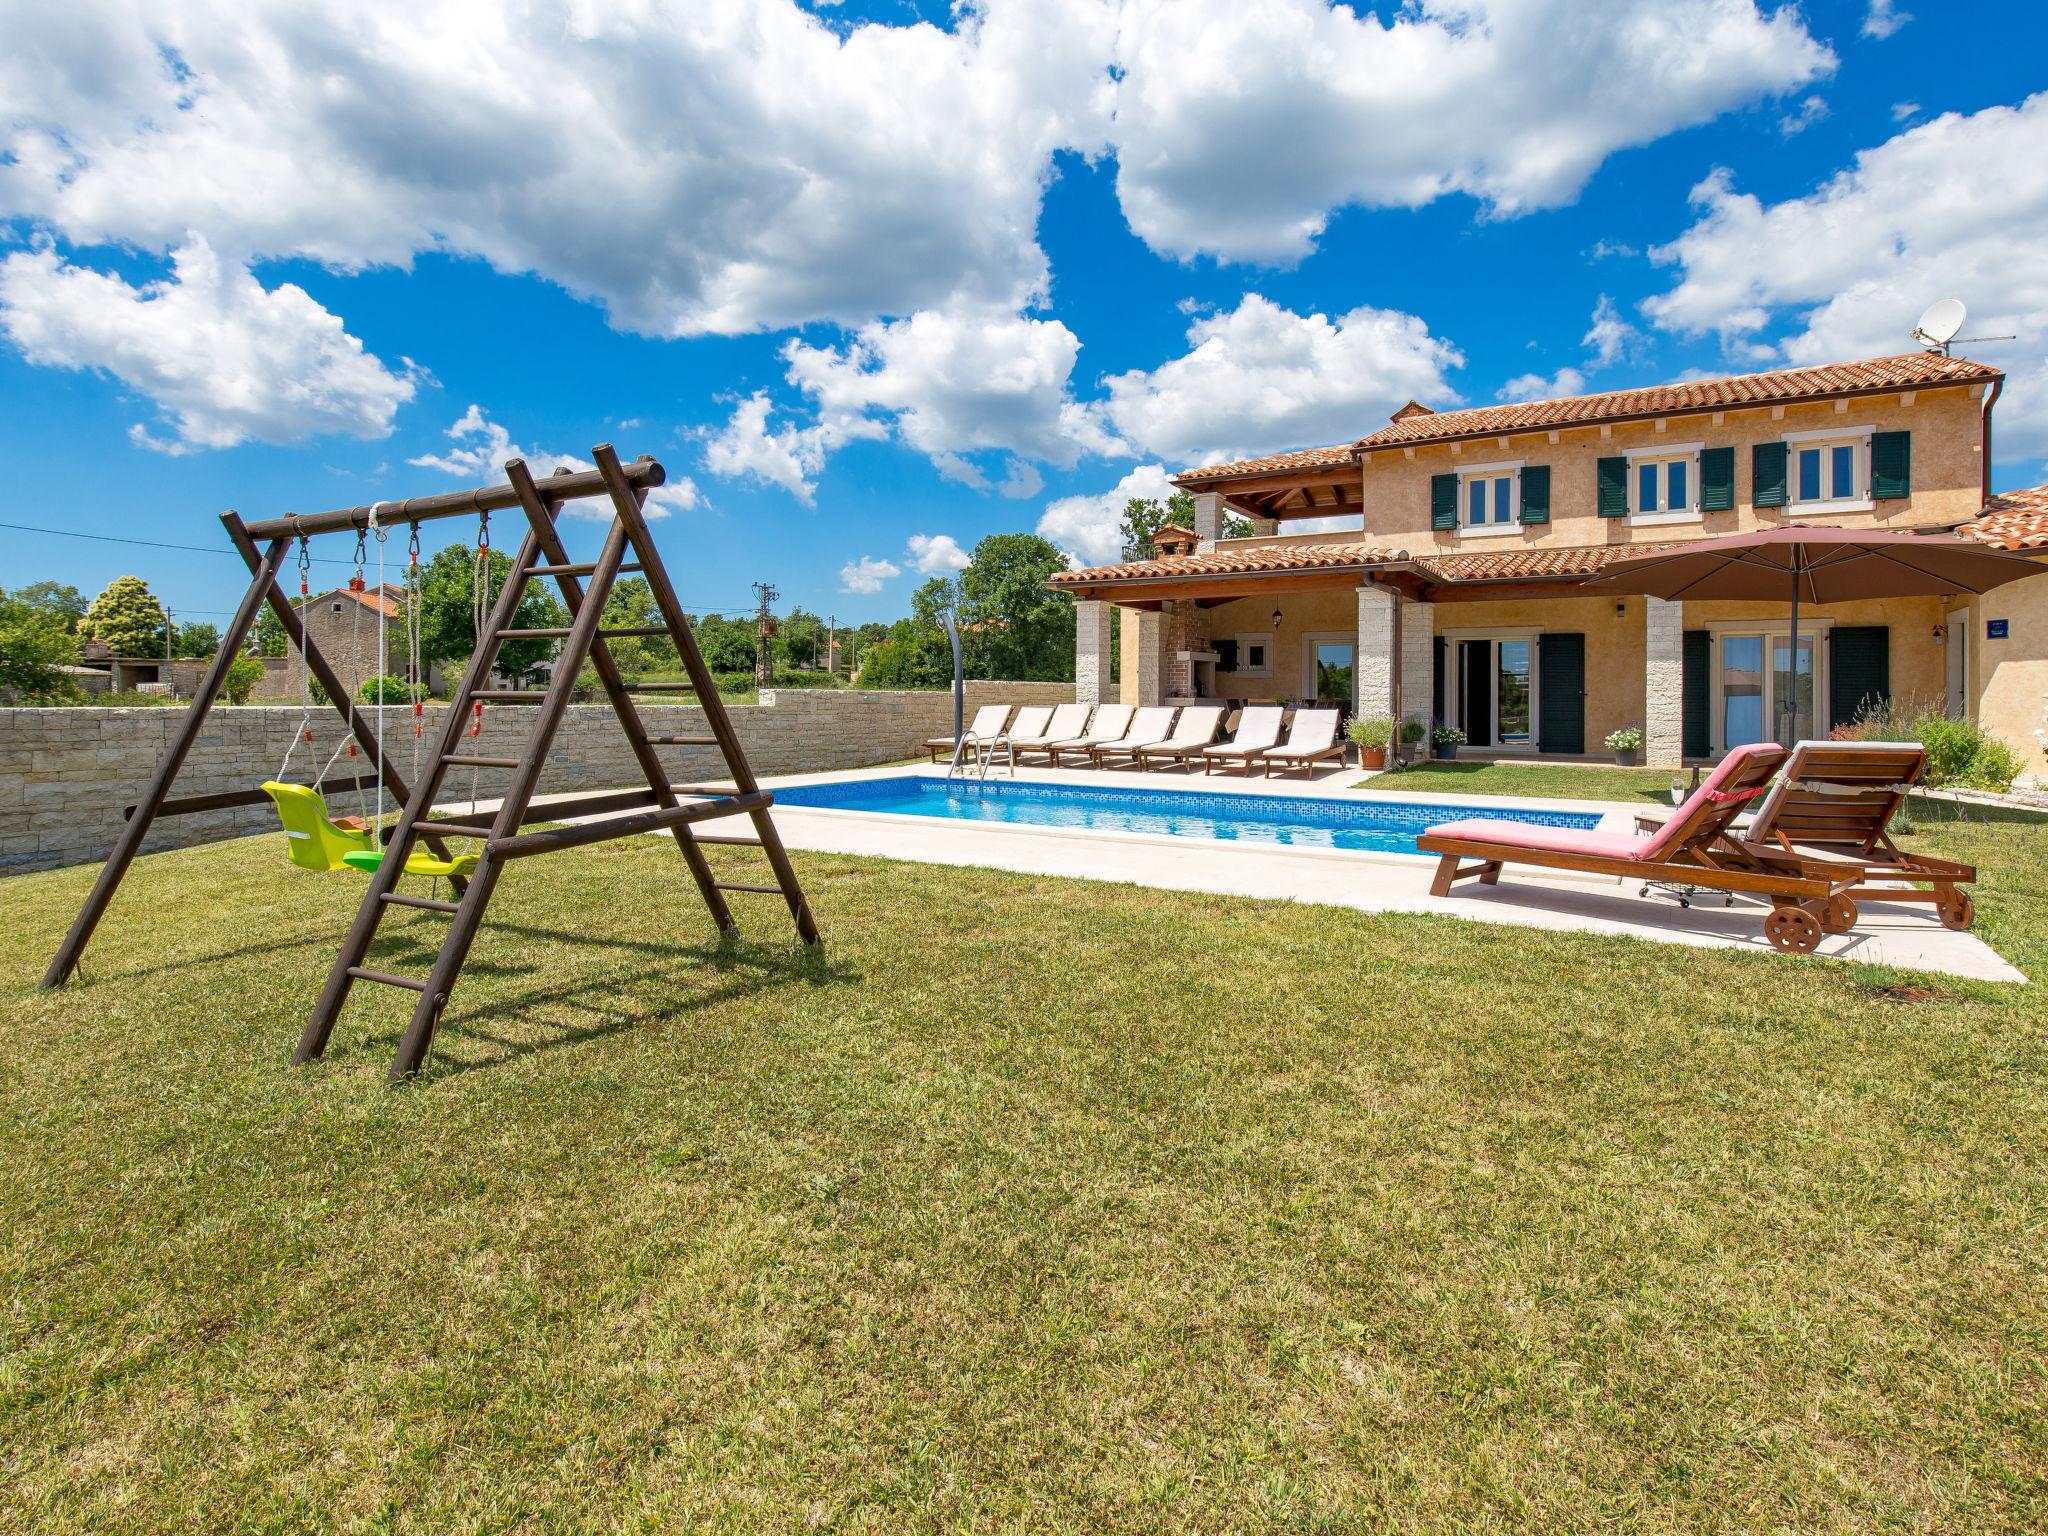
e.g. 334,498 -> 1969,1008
1519,464 -> 1550,523
1536,633 -> 1585,753
1596,456 -> 1628,517
1430,472 -> 1458,531
1829,626 -> 1890,729
1752,441 -> 1788,508
1682,630 -> 1711,758
1700,446 -> 1735,512
1871,430 -> 1911,500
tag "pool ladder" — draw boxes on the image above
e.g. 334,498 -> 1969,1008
946,731 -> 1014,781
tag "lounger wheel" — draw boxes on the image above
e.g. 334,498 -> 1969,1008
1764,906 -> 1824,954
1820,893 -> 1858,934
1937,888 -> 1975,931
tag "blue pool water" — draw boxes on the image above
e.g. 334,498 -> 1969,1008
771,776 -> 1601,857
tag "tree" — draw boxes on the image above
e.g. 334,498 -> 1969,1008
220,652 -> 265,705
415,546 -> 567,684
776,606 -> 827,670
599,577 -> 677,676
1119,491 -> 1250,559
854,618 -> 946,690
11,581 -> 87,626
0,589 -> 81,700
254,604 -> 288,657
958,532 -> 1074,681
173,621 -> 221,658
693,612 -> 757,675
77,576 -> 168,656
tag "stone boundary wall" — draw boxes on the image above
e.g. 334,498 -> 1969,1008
0,682 -> 1073,875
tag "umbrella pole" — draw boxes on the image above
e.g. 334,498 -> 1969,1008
1784,550 -> 1802,745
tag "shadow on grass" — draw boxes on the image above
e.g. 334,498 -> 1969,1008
347,923 -> 854,1082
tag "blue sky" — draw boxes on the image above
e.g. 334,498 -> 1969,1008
3,0 -> 2045,633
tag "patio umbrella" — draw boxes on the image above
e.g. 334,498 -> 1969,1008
1585,527 -> 2044,737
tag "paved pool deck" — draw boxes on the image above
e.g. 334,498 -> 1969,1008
486,759 -> 2027,985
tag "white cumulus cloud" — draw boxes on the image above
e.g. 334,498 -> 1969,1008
839,555 -> 902,594
1036,462 -> 1181,565
0,235 -> 415,453
906,532 -> 973,574
409,405 -> 700,518
1643,94 -> 2048,459
1498,368 -> 1586,403
700,390 -> 886,505
1107,0 -> 1832,264
1862,0 -> 1910,40
1100,294 -> 1462,465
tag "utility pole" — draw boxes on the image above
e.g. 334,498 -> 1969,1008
827,613 -> 837,677
750,581 -> 779,689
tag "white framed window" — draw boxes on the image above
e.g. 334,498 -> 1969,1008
1456,460 -> 1521,538
1783,425 -> 1873,513
1439,626 -> 1541,752
1625,441 -> 1702,524
1706,619 -> 1834,750
1233,633 -> 1272,676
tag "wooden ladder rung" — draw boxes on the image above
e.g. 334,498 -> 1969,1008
647,736 -> 718,747
347,966 -> 430,992
471,689 -> 546,701
380,892 -> 461,913
442,754 -> 521,768
498,624 -> 673,640
526,561 -> 643,577
714,881 -> 783,895
630,682 -> 697,692
416,821 -> 494,839
691,834 -> 762,847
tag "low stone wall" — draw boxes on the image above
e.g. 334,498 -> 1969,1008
0,681 -> 1073,874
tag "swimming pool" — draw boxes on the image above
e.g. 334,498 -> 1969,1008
769,776 -> 1602,857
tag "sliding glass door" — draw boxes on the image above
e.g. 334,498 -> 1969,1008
1716,630 -> 1821,749
1454,635 -> 1537,751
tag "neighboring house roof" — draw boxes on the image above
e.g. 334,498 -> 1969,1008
1354,353 -> 2001,451
1959,483 -> 2048,551
1050,541 -> 1406,586
1174,353 -> 2002,485
312,583 -> 406,619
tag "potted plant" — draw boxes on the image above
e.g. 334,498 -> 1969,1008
1606,724 -> 1644,767
1432,723 -> 1466,761
1399,718 -> 1427,763
1347,715 -> 1395,770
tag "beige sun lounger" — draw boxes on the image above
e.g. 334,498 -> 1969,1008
925,703 -> 1011,763
1046,704 -> 1134,765
1131,705 -> 1227,771
1009,702 -> 1094,763
1259,708 -> 1345,778
1201,705 -> 1286,775
1087,706 -> 1180,768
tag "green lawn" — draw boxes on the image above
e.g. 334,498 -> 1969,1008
2,807 -> 2045,1531
1360,759 -> 1692,805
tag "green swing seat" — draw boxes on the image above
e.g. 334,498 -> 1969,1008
259,781 -> 479,880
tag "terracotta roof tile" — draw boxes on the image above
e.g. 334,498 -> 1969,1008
1415,543 -> 1684,584
1355,354 -> 2000,451
1960,483 -> 2048,552
1051,541 -> 1405,585
1175,443 -> 1356,483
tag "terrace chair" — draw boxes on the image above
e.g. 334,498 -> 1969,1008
1732,740 -> 1977,930
1259,708 -> 1345,778
1009,702 -> 1094,764
1086,706 -> 1180,769
974,704 -> 1055,777
925,703 -> 1011,764
1415,743 -> 1856,954
1131,705 -> 1227,771
1045,704 -> 1134,766
1202,705 -> 1285,775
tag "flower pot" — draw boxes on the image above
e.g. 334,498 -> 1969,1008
1356,746 -> 1386,770
1613,748 -> 1640,767
1433,742 -> 1458,761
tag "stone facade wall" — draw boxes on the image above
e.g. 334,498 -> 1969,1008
0,682 -> 1073,875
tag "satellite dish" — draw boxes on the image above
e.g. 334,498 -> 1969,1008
1914,298 -> 1967,349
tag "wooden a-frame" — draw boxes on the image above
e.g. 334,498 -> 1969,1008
43,448 -> 820,1084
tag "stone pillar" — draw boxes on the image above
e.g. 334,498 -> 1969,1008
1248,517 -> 1279,536
1644,595 -> 1684,766
1398,593 -> 1434,734
1133,609 -> 1166,706
1074,600 -> 1113,705
1355,584 -> 1396,719
1192,492 -> 1223,552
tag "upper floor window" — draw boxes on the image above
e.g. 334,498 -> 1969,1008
1617,442 -> 1704,523
1466,471 -> 1515,527
1794,439 -> 1862,505
1635,455 -> 1692,516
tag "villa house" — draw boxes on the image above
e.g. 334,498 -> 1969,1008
1052,352 -> 2048,772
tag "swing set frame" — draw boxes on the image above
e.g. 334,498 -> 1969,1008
42,449 -> 820,1083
